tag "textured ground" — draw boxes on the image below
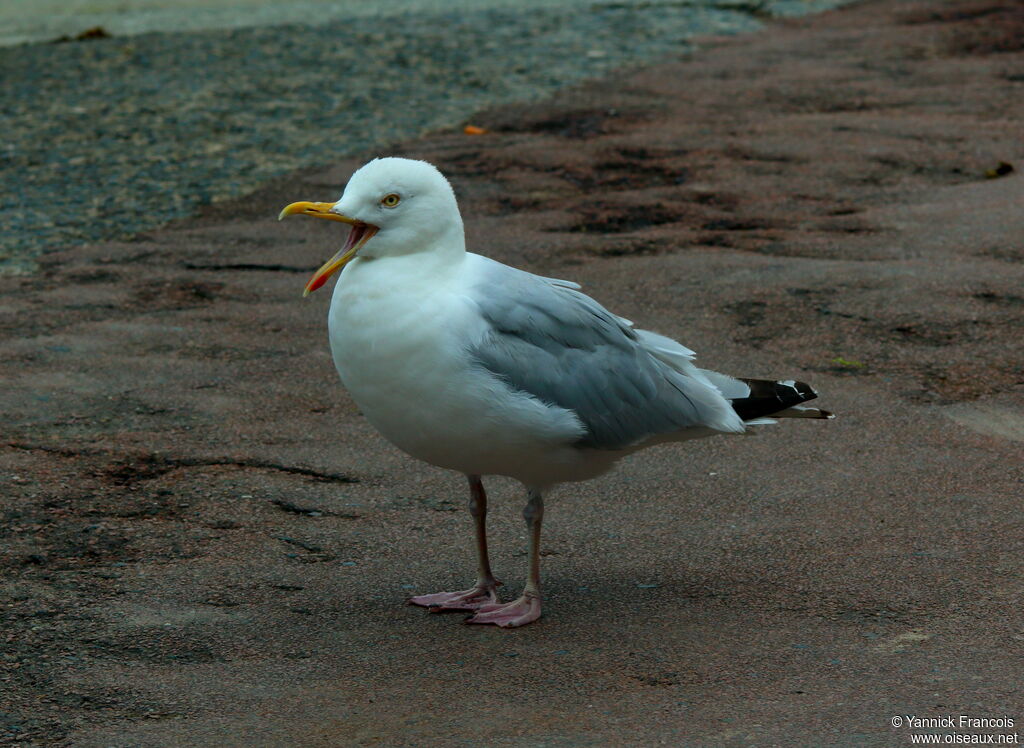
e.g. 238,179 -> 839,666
2,0 -> 1023,745
2,0 -> 848,273
0,0 -> 840,46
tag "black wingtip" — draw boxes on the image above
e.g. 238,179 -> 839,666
732,378 -> 821,421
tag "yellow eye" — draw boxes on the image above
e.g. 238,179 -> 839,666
381,193 -> 401,207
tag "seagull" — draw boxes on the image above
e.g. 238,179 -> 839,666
279,157 -> 832,628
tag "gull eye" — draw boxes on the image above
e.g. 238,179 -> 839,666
381,193 -> 401,207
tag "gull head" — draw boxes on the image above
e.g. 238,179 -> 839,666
279,157 -> 464,296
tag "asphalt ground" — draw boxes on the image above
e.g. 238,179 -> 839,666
1,0 -> 1023,745
1,0 -> 845,273
0,0 -> 843,46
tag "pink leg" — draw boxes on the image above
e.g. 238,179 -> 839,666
467,489 -> 543,628
409,475 -> 502,612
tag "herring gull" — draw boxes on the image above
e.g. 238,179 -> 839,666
279,157 -> 833,628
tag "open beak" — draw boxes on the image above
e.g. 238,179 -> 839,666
278,201 -> 378,296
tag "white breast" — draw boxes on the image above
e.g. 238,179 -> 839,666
326,252 -> 598,486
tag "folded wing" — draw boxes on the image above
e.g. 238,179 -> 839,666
467,260 -> 745,450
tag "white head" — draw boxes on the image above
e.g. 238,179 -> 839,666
278,157 -> 465,295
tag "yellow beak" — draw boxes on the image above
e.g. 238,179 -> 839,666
278,201 -> 378,296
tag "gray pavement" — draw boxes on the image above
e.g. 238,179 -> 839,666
2,1 -> 1023,743
2,0 -> 845,273
1,0 -> 844,47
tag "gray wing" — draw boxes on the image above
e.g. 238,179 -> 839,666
467,260 -> 743,450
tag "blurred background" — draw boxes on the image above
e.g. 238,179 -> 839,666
1,0 -> 841,46
0,0 -> 843,272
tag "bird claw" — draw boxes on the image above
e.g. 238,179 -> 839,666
409,581 -> 501,611
464,593 -> 541,628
